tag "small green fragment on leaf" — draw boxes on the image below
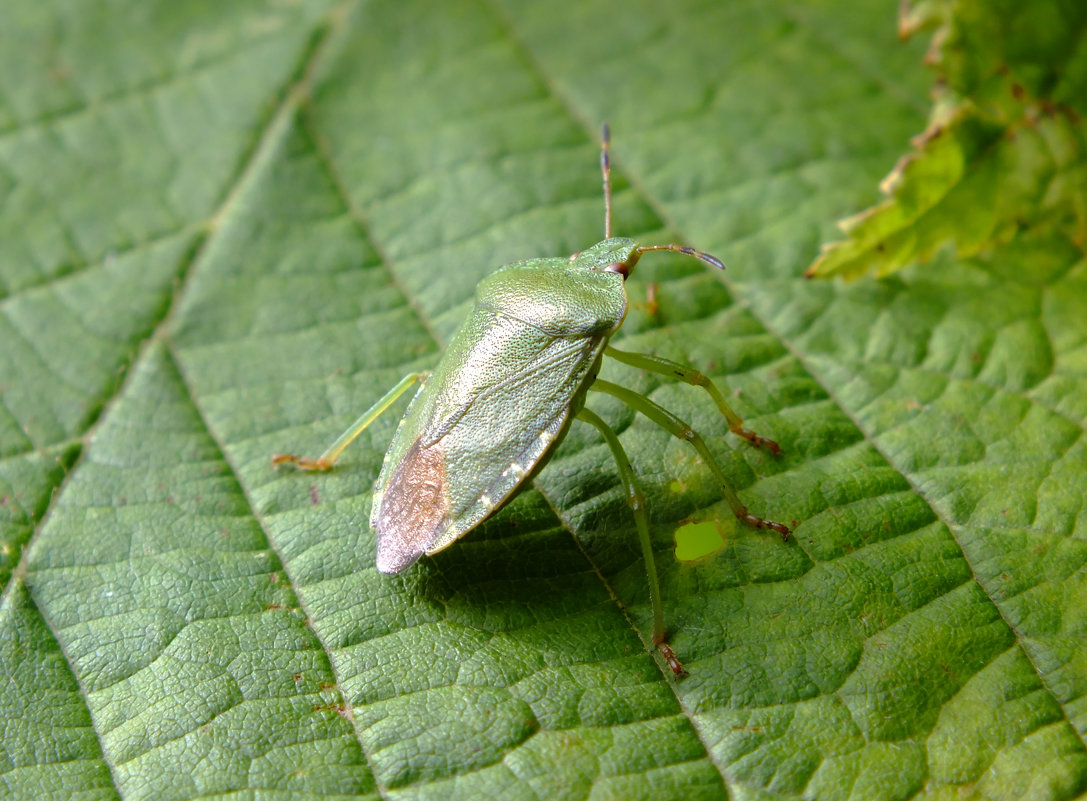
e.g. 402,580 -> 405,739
674,519 -> 729,562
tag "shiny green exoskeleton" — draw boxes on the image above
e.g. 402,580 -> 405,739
275,126 -> 789,674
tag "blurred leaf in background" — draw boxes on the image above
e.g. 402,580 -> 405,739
1,1 -> 1085,800
807,0 -> 1087,279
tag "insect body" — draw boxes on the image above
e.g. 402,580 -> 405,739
274,126 -> 788,673
371,242 -> 629,573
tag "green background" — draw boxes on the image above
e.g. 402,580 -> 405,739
2,1 -> 1085,799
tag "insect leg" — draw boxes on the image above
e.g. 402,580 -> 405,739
590,379 -> 790,540
576,407 -> 680,673
273,371 -> 427,471
605,346 -> 781,455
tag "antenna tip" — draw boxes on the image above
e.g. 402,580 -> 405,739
703,252 -> 725,270
602,122 -> 610,142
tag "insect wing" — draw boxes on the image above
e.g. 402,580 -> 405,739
371,307 -> 607,572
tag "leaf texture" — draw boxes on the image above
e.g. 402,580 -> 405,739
2,1 -> 1085,799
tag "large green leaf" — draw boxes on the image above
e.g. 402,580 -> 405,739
2,1 -> 1085,799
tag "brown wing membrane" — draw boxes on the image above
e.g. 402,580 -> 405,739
373,437 -> 450,573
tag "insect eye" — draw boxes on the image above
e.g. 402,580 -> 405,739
604,262 -> 629,277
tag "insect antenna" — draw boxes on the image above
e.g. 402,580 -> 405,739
601,123 -> 613,239
636,243 -> 725,270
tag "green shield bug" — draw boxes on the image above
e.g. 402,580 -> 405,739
274,125 -> 789,674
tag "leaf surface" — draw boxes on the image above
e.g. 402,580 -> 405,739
2,1 -> 1085,799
